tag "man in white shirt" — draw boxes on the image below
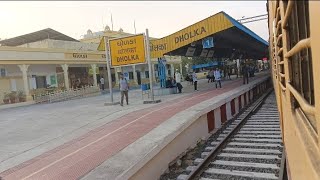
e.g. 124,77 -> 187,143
214,68 -> 222,88
119,73 -> 129,106
100,76 -> 105,90
192,71 -> 198,91
175,69 -> 183,93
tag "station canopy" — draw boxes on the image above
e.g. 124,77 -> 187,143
98,11 -> 269,60
0,28 -> 79,46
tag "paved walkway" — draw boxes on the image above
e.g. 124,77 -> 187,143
0,74 -> 266,180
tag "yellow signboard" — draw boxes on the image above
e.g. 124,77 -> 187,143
109,34 -> 146,67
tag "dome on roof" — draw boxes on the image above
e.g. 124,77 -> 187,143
104,25 -> 111,32
87,29 -> 93,35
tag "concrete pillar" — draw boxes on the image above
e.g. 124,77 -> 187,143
132,65 -> 138,85
246,91 -> 250,104
214,108 -> 222,129
241,94 -> 245,108
91,64 -> 97,87
61,64 -> 70,90
18,64 -> 30,95
226,101 -> 233,120
235,97 -> 239,114
170,64 -> 175,78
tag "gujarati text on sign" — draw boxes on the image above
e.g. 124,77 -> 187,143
109,34 -> 146,66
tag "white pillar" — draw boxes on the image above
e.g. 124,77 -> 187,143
250,89 -> 254,101
180,63 -> 183,80
61,64 -> 70,90
101,67 -> 108,87
241,94 -> 245,108
170,64 -> 175,77
91,64 -> 97,87
235,98 -> 239,114
226,102 -> 233,120
115,67 -> 120,85
18,64 -> 30,95
214,108 -> 222,129
133,65 -> 138,85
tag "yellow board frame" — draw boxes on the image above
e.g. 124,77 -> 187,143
108,33 -> 146,67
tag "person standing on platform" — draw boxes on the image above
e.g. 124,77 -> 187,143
214,68 -> 222,88
208,69 -> 214,83
100,76 -> 105,91
175,69 -> 183,93
119,73 -> 129,106
192,71 -> 198,91
242,63 -> 249,84
226,66 -> 231,80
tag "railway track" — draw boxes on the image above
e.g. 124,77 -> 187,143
177,90 -> 284,180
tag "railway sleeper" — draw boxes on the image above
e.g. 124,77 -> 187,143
209,163 -> 279,174
203,168 -> 278,180
230,138 -> 282,143
223,147 -> 282,154
234,134 -> 282,139
215,156 -> 281,165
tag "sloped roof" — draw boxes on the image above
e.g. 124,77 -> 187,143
0,28 -> 79,46
222,12 -> 268,46
98,11 -> 268,59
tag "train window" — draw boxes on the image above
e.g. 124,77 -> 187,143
282,0 -> 316,131
274,3 -> 285,89
286,1 -> 314,106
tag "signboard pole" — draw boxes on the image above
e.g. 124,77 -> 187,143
104,36 -> 114,103
145,29 -> 154,101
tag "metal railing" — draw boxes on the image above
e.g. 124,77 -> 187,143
34,85 -> 100,104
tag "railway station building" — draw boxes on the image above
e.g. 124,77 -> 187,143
0,11 -> 268,104
0,29 -> 182,103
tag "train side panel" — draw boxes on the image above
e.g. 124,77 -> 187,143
268,1 -> 320,179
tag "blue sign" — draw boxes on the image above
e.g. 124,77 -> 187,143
158,58 -> 167,88
202,37 -> 214,49
192,61 -> 218,69
123,72 -> 129,80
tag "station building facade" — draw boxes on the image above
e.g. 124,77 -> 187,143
0,28 -> 182,103
0,11 -> 269,104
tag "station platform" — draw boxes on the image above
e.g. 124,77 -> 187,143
0,72 -> 271,180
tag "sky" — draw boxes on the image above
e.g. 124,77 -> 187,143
0,1 -> 269,41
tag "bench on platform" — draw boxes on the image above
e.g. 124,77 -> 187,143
154,87 -> 177,96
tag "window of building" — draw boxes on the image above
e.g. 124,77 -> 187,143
145,71 -> 149,78
0,68 -> 6,77
129,72 -> 134,80
111,74 -> 115,82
